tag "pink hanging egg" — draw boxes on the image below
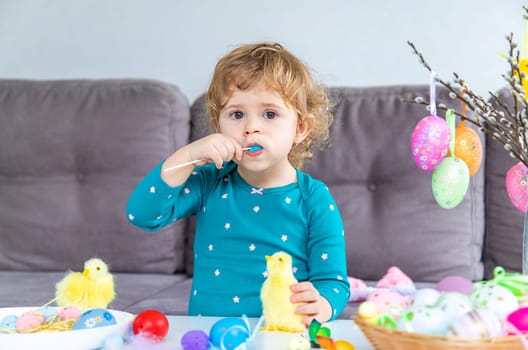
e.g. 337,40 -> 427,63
411,115 -> 450,171
506,162 -> 528,213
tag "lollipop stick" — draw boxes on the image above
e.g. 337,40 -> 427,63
163,146 -> 262,172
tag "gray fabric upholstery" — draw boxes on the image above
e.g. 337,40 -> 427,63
0,79 -> 523,318
0,79 -> 190,274
306,86 -> 485,282
483,87 -> 525,278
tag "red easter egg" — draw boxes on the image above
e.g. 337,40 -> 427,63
507,307 -> 528,332
506,162 -> 528,213
132,309 -> 169,340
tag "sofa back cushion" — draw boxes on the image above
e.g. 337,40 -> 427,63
0,79 -> 190,274
483,87 -> 525,278
188,85 -> 486,281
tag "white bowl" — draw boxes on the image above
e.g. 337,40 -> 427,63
0,306 -> 134,350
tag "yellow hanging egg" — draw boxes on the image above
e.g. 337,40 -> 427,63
517,59 -> 528,92
453,122 -> 483,176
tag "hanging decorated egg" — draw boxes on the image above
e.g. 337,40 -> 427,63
411,115 -> 451,171
453,122 -> 483,176
432,157 -> 470,209
517,59 -> 528,92
447,308 -> 504,338
506,161 -> 528,213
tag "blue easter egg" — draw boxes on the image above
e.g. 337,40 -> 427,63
72,308 -> 116,330
0,314 -> 18,332
220,325 -> 250,350
38,306 -> 57,321
209,317 -> 249,348
181,330 -> 209,350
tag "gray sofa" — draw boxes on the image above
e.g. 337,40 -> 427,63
0,79 -> 523,319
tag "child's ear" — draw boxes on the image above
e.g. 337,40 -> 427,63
294,116 -> 314,144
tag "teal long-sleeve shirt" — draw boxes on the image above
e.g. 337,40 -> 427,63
127,161 -> 350,320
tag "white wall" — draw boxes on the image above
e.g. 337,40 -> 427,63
0,0 -> 523,102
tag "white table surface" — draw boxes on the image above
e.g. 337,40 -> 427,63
120,315 -> 374,350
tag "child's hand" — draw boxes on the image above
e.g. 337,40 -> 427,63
186,133 -> 244,169
290,281 -> 332,326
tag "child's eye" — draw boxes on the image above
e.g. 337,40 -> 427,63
263,110 -> 277,119
230,111 -> 245,120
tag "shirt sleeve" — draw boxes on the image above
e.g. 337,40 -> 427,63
126,161 -> 207,232
305,181 -> 350,321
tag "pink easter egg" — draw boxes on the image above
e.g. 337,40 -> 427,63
411,115 -> 450,171
367,289 -> 408,317
507,307 -> 528,333
59,306 -> 82,320
15,310 -> 45,333
436,276 -> 473,295
506,162 -> 528,213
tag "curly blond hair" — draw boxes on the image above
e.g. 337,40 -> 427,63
206,42 -> 333,169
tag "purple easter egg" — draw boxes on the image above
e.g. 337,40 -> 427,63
436,276 -> 473,295
506,162 -> 528,213
411,115 -> 450,171
181,330 -> 209,350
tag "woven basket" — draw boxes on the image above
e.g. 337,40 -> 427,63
354,315 -> 528,350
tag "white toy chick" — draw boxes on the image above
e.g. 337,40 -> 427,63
260,251 -> 305,332
55,258 -> 115,309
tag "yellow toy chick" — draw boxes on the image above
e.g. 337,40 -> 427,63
260,251 -> 305,333
55,258 -> 115,309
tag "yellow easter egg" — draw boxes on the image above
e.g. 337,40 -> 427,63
453,122 -> 482,176
517,59 -> 528,92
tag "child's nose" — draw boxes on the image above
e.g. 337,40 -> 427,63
243,116 -> 262,135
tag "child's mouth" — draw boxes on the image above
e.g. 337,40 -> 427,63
244,145 -> 263,153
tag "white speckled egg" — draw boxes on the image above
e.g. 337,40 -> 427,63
471,283 -> 519,319
436,292 -> 473,323
412,288 -> 441,307
397,305 -> 451,335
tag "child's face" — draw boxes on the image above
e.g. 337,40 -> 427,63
218,80 -> 311,175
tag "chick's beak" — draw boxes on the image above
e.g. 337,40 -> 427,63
82,269 -> 90,278
265,256 -> 270,261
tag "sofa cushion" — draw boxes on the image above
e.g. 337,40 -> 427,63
188,85 -> 486,281
484,87 -> 525,277
0,270 -> 189,314
307,85 -> 485,282
0,79 -> 190,274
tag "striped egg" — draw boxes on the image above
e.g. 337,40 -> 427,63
447,308 -> 504,338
